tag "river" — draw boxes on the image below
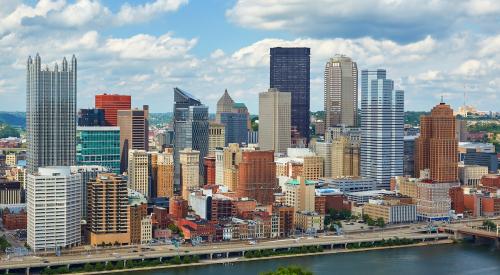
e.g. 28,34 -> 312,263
117,243 -> 500,275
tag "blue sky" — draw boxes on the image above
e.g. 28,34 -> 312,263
0,0 -> 499,114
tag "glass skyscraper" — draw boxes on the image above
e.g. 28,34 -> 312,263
173,87 -> 209,187
220,112 -> 248,145
270,47 -> 310,141
26,54 -> 77,173
360,69 -> 404,189
76,126 -> 121,173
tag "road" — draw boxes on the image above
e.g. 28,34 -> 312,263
0,226 -> 449,270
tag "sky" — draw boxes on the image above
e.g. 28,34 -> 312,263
0,0 -> 499,114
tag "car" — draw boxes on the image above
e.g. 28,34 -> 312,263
43,260 -> 50,263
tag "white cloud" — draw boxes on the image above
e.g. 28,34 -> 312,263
116,0 -> 188,25
226,0 -> 500,42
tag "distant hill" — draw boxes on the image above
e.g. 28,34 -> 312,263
0,112 -> 25,128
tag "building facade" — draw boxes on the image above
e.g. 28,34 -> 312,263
77,108 -> 105,126
128,150 -> 149,197
237,150 -> 277,205
173,87 -> 209,187
415,102 -> 458,182
117,106 -> 149,172
324,55 -> 358,127
360,69 -> 404,189
156,148 -> 174,198
95,94 -> 131,126
220,112 -> 248,145
270,47 -> 310,141
331,136 -> 360,178
180,148 -> 200,200
76,126 -> 121,174
27,167 -> 81,251
26,54 -> 77,173
208,123 -> 225,155
87,173 -> 129,246
258,88 -> 291,154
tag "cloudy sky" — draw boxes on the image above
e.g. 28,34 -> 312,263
1,0 -> 499,113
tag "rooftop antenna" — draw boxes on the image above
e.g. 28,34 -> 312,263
440,95 -> 444,104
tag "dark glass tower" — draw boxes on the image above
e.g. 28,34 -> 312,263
270,47 -> 310,141
173,87 -> 209,188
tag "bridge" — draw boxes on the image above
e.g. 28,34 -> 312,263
443,220 -> 500,248
0,231 -> 450,274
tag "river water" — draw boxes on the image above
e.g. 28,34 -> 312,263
119,244 -> 500,275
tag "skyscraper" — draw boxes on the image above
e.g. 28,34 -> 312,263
173,87 -> 209,187
157,148 -> 174,198
270,47 -> 310,141
216,89 -> 234,123
208,122 -> 225,155
87,173 -> 129,246
117,106 -> 149,172
27,167 -> 81,251
237,150 -> 277,205
180,148 -> 200,200
95,94 -> 131,126
415,102 -> 458,182
331,136 -> 360,178
26,54 -> 77,173
324,55 -> 358,127
76,126 -> 121,173
128,150 -> 149,197
220,112 -> 248,145
259,88 -> 291,154
360,69 -> 404,189
77,108 -> 105,126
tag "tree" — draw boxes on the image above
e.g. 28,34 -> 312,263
83,263 -> 93,272
376,217 -> 386,227
261,265 -> 313,275
483,220 -> 497,231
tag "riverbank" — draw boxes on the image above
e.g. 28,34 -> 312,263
71,239 -> 454,275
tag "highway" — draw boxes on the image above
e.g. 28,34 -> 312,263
0,226 -> 450,271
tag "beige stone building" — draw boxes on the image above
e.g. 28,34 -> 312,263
458,164 -> 489,187
128,150 -> 149,197
208,122 -> 225,155
294,211 -> 324,232
331,136 -> 360,178
140,215 -> 153,245
6,154 -> 17,167
284,177 -> 315,212
258,88 -> 291,154
314,142 -> 332,177
180,148 -> 200,200
302,156 -> 324,180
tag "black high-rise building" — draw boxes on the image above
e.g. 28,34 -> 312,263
78,108 -> 105,126
270,47 -> 310,141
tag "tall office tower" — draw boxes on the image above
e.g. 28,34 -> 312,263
415,102 -> 458,182
259,88 -> 291,154
76,126 -> 121,173
404,136 -> 417,177
87,173 -> 129,246
208,122 -> 225,155
204,156 -> 216,185
360,69 -> 404,189
237,150 -> 277,205
173,87 -> 209,186
157,148 -> 174,198
70,165 -> 108,220
270,47 -> 310,141
223,143 -> 243,191
324,55 -> 358,127
314,142 -> 332,177
148,152 -> 158,197
215,148 -> 225,185
220,112 -> 248,145
95,94 -> 131,126
78,108 -> 105,126
180,148 -> 200,200
216,89 -> 234,123
26,54 -> 77,174
117,105 -> 149,172
27,167 -> 81,251
331,136 -> 360,178
128,150 -> 149,197
232,102 -> 251,130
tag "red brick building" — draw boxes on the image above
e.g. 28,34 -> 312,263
169,197 -> 188,220
178,218 -> 216,241
204,156 -> 216,185
237,150 -> 277,205
95,94 -> 131,126
211,197 -> 236,221
152,206 -> 172,229
314,195 -> 326,215
449,186 -> 464,214
273,204 -> 294,237
2,208 -> 27,230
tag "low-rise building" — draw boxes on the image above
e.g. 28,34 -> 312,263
319,177 -> 376,193
140,215 -> 153,244
458,165 -> 489,187
362,197 -> 417,224
294,211 -> 324,233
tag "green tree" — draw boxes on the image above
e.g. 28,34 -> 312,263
261,265 -> 313,275
0,124 -> 20,138
483,220 -> 497,231
376,217 -> 386,227
83,263 -> 93,272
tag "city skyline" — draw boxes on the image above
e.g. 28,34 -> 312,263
0,1 -> 499,114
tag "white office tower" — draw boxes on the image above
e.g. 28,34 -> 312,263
27,167 -> 81,251
26,54 -> 77,174
360,69 -> 404,189
258,88 -> 291,154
